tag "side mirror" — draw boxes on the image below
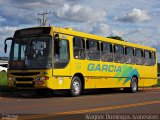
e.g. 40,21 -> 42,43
4,44 -> 7,53
4,37 -> 13,53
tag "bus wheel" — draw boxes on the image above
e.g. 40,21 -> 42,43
130,77 -> 138,93
70,76 -> 82,97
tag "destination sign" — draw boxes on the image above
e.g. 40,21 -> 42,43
14,27 -> 51,37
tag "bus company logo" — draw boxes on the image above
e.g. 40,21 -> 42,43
87,63 -> 121,72
87,64 -> 140,84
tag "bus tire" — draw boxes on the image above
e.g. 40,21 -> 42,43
70,76 -> 82,97
130,77 -> 138,93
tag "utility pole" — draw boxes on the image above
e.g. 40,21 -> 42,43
37,18 -> 41,26
38,11 -> 51,26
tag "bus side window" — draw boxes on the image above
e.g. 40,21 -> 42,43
73,37 -> 85,59
144,51 -> 152,66
152,52 -> 156,65
135,49 -> 144,65
114,44 -> 124,63
149,51 -> 153,66
86,39 -> 100,61
125,47 -> 134,64
101,42 -> 113,62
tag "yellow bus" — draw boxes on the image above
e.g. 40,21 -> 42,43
4,26 -> 157,96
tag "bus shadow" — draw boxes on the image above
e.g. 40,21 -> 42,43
81,88 -> 143,96
0,88 -> 53,99
0,88 -> 144,99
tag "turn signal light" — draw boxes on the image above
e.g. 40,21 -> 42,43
45,77 -> 49,80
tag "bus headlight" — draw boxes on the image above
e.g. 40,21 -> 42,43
40,77 -> 45,81
42,77 -> 49,80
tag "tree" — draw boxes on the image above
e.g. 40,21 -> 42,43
107,36 -> 124,41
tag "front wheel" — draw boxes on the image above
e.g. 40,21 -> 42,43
70,76 -> 82,97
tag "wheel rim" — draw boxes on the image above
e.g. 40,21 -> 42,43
132,78 -> 137,92
72,79 -> 80,95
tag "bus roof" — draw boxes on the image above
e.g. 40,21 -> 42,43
51,26 -> 156,52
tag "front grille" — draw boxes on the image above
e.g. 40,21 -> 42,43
16,78 -> 33,81
11,72 -> 40,76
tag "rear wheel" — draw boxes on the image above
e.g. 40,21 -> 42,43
70,76 -> 82,97
124,77 -> 138,93
130,77 -> 138,93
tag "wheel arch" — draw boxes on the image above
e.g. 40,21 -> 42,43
72,73 -> 85,91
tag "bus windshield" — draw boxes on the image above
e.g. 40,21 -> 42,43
9,36 -> 52,70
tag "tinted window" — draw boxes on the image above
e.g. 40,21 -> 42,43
12,38 -> 28,61
20,45 -> 26,60
86,39 -> 100,60
135,49 -> 144,65
101,42 -> 113,62
73,37 -> 85,59
114,45 -> 124,63
145,51 -> 154,66
54,40 -> 70,68
125,47 -> 134,64
13,44 -> 19,61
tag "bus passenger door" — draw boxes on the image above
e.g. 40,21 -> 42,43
52,33 -> 71,89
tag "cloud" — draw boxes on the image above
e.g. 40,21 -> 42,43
71,23 -> 94,33
0,26 -> 17,45
0,6 -> 37,26
91,23 -> 110,36
0,26 -> 17,46
0,26 -> 17,56
0,16 -> 5,22
54,4 -> 106,23
110,30 -> 123,37
115,8 -> 151,23
0,26 -> 17,35
121,28 -> 154,46
75,22 -> 123,38
0,0 -> 7,4
2,0 -> 66,10
0,2 -> 107,26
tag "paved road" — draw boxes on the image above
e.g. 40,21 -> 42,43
0,89 -> 159,120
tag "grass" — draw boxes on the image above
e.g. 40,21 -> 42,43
0,72 -> 7,86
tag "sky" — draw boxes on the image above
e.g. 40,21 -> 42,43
0,0 -> 160,62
